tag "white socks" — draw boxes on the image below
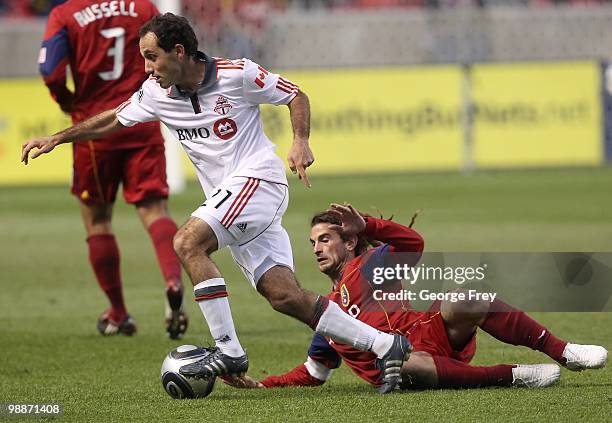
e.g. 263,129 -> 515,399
314,301 -> 394,358
194,278 -> 245,357
304,357 -> 333,381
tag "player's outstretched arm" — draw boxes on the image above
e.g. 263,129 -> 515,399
286,91 -> 314,188
221,362 -> 330,389
258,362 -> 328,388
21,109 -> 124,165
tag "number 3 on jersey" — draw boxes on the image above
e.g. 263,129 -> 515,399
98,27 -> 125,81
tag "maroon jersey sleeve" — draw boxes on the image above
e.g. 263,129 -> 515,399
39,6 -> 74,112
259,333 -> 341,388
260,364 -> 325,388
362,217 -> 424,253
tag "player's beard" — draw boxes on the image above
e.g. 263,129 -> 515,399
157,76 -> 168,88
321,256 -> 351,284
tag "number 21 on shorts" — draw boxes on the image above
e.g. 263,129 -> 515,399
202,189 -> 233,209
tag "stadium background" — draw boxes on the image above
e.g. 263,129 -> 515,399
0,1 -> 610,421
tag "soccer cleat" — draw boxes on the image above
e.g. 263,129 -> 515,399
376,334 -> 412,394
165,285 -> 188,340
96,310 -> 137,336
511,364 -> 560,388
562,343 -> 608,371
178,347 -> 249,380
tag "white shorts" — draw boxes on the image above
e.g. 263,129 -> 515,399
191,176 -> 294,287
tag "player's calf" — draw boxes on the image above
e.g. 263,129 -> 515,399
399,352 -> 438,389
257,266 -> 316,323
173,217 -> 221,285
173,218 -> 217,261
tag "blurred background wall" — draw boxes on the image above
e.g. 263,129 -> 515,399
4,1 -> 612,75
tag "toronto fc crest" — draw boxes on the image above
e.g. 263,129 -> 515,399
214,96 -> 232,115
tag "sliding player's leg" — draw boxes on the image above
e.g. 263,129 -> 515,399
405,311 -> 559,389
400,352 -> 559,389
437,290 -> 607,371
479,299 -> 607,370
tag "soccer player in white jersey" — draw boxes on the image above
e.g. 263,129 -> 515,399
22,13 -> 409,393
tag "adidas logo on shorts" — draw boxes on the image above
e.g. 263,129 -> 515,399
236,223 -> 248,233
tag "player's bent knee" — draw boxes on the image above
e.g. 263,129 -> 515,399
400,352 -> 438,390
173,228 -> 203,259
442,288 -> 489,323
135,198 -> 169,226
173,218 -> 219,259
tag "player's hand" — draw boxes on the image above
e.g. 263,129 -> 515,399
220,375 -> 264,389
21,136 -> 58,165
327,203 -> 367,236
287,140 -> 314,188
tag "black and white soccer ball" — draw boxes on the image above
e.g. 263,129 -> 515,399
161,345 -> 216,399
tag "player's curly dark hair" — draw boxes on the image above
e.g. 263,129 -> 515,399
139,13 -> 198,57
311,211 -> 371,256
311,208 -> 419,257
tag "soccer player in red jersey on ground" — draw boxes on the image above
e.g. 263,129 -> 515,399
224,204 -> 607,391
38,0 -> 187,338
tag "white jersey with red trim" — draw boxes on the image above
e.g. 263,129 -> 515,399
116,55 -> 298,196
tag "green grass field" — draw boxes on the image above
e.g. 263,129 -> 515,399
1,167 -> 611,422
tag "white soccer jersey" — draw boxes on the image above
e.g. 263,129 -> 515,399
115,53 -> 298,196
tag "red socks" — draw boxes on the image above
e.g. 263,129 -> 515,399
433,356 -> 514,388
480,300 -> 567,364
86,218 -> 180,323
147,217 -> 182,288
87,234 -> 126,322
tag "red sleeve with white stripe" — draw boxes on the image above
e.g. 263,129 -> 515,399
115,79 -> 158,127
242,59 -> 299,106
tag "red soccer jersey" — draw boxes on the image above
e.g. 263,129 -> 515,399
326,217 -> 425,385
39,0 -> 162,149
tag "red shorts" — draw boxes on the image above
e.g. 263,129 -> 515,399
71,142 -> 169,205
406,309 -> 476,364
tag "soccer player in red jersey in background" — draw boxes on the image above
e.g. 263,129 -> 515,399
38,0 -> 187,338
225,204 -> 607,391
